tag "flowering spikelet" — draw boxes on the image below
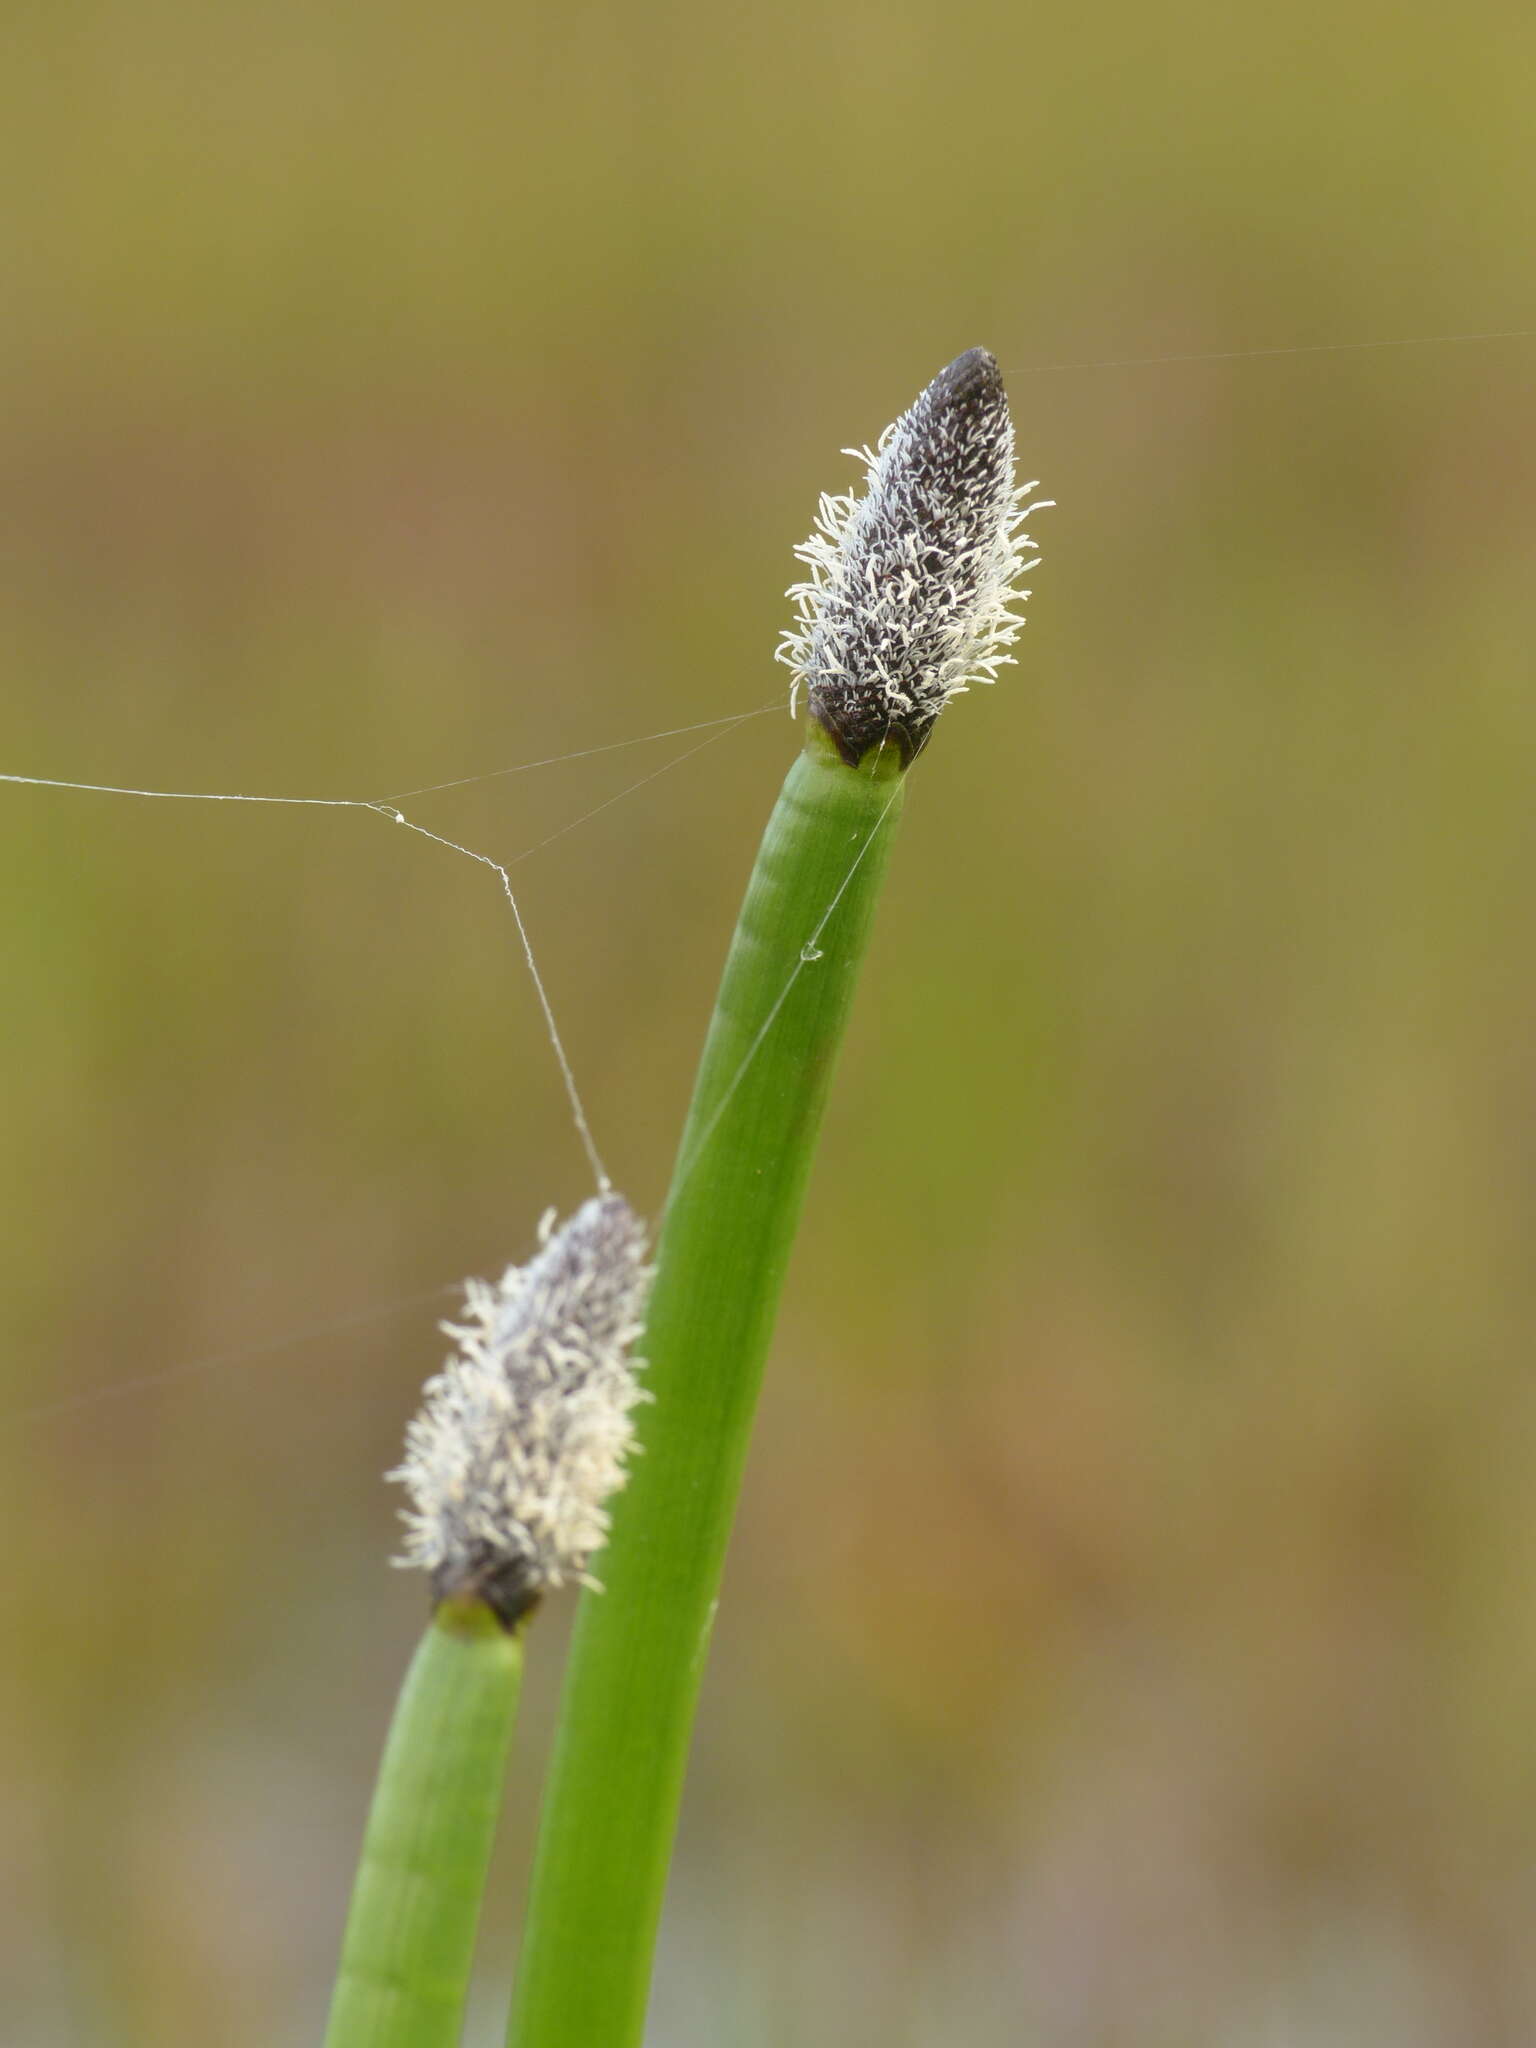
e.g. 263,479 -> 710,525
777,347 -> 1052,767
390,1193 -> 652,1625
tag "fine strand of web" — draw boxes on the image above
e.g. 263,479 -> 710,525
0,705 -> 779,1422
0,740 -> 702,1199
0,703 -> 776,812
0,776 -> 371,807
668,774 -> 905,1205
505,719 -> 748,867
1,704 -> 780,1196
1015,324 -> 1536,376
385,701 -> 779,800
369,802 -> 610,1190
1,767 -> 610,1186
15,1284 -> 459,1425
379,709 -> 781,1184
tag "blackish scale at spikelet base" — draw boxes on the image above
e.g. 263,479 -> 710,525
777,347 -> 1051,767
389,1194 -> 652,1628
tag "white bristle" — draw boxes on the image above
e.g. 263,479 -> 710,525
776,348 -> 1051,764
389,1193 -> 652,1615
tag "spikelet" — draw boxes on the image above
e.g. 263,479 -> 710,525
390,1193 -> 652,1625
776,347 -> 1052,766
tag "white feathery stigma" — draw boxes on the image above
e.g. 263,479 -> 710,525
389,1193 -> 652,1621
776,347 -> 1052,766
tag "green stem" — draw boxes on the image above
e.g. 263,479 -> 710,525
325,1596 -> 524,2048
506,726 -> 905,2048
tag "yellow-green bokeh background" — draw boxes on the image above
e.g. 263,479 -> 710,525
4,3 -> 1535,2041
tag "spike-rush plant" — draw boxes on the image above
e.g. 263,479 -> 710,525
324,1197 -> 652,2048
323,348 -> 1049,2046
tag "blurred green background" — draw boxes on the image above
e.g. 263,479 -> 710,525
3,1 -> 1535,2042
